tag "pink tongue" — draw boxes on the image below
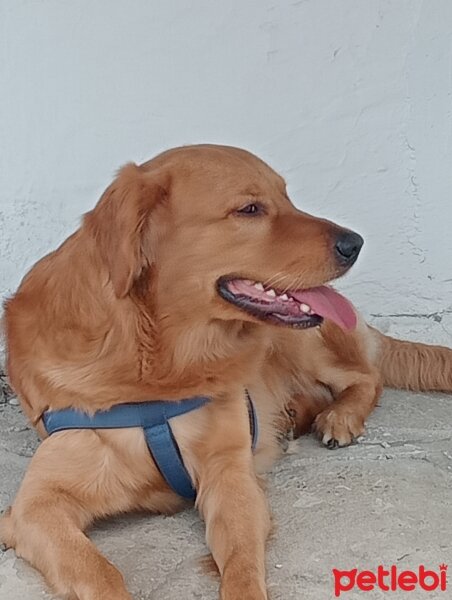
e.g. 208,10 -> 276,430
290,286 -> 357,330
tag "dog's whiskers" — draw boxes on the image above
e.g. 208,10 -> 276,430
263,273 -> 289,290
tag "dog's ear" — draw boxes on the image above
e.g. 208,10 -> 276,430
85,163 -> 168,298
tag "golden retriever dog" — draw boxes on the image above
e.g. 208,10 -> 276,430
1,145 -> 452,600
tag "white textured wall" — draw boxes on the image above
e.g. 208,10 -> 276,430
1,0 -> 452,335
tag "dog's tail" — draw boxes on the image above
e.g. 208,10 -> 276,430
371,327 -> 452,392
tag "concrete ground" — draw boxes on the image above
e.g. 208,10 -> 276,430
1,319 -> 451,599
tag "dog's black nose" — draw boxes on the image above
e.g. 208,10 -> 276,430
334,230 -> 364,266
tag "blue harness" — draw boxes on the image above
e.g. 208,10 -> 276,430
42,392 -> 258,501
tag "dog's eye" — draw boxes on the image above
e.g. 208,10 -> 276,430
236,203 -> 263,216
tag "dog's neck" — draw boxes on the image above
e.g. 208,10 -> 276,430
161,317 -> 263,373
121,273 -> 267,394
129,293 -> 266,393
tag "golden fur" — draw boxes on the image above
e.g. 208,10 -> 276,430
1,145 -> 452,600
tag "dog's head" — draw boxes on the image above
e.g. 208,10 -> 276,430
85,145 -> 362,331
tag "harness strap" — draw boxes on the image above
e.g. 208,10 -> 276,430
42,392 -> 258,501
144,422 -> 196,499
246,389 -> 258,450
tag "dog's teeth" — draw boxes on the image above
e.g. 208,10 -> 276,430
279,293 -> 289,301
243,279 -> 255,285
299,303 -> 311,313
254,282 -> 264,291
266,289 -> 276,297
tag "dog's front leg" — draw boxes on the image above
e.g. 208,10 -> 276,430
193,402 -> 270,600
197,452 -> 270,599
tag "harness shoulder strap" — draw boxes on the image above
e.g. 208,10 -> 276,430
42,398 -> 209,500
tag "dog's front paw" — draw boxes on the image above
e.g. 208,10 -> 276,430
314,407 -> 365,449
